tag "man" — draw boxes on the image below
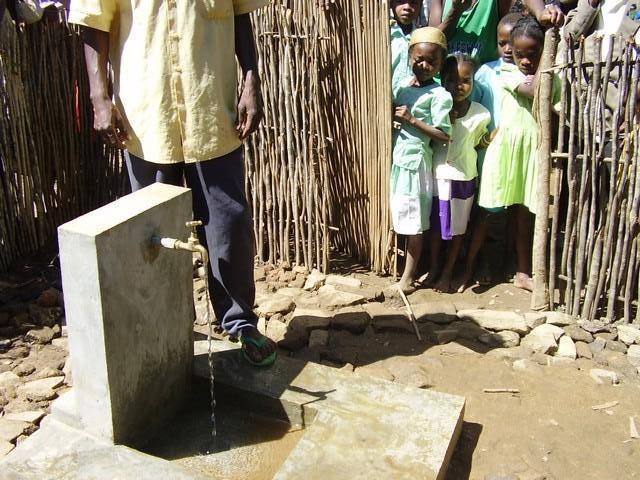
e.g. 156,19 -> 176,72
69,0 -> 277,366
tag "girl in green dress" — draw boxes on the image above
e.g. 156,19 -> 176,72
477,16 -> 549,291
391,27 -> 452,293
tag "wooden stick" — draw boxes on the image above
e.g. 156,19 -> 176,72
397,286 -> 422,341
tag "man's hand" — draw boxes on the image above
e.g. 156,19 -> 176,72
92,96 -> 129,148
536,4 -> 564,27
394,105 -> 413,124
236,72 -> 263,140
450,0 -> 474,13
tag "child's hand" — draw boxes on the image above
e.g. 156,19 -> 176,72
394,105 -> 413,124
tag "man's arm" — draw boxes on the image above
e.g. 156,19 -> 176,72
82,27 -> 128,147
524,0 -> 565,27
235,13 -> 263,140
431,0 -> 474,40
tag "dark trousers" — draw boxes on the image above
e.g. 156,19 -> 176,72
125,148 -> 257,336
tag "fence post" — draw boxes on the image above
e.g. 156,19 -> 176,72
531,28 -> 560,311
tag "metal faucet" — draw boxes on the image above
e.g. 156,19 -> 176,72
154,220 -> 209,266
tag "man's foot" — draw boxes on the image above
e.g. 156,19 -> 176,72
434,273 -> 453,293
514,272 -> 534,292
240,327 -> 277,367
417,270 -> 439,288
396,280 -> 417,295
457,268 -> 475,293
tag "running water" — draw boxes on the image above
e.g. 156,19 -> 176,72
202,265 -> 217,438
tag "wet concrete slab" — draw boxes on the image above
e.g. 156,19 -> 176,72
194,339 -> 466,480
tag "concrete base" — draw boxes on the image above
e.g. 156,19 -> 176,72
194,340 -> 465,480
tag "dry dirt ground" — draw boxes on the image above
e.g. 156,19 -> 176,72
1,250 -> 639,479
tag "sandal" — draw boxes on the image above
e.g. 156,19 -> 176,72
240,334 -> 277,367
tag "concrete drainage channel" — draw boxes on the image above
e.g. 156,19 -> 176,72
0,185 -> 465,480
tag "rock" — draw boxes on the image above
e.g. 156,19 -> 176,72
589,368 -> 619,385
25,326 -> 55,344
4,410 -> 45,424
51,337 -> 68,350
37,288 -> 60,308
0,418 -> 29,442
263,318 -> 288,344
556,336 -> 576,359
531,352 -> 553,365
308,330 -> 329,348
276,287 -> 306,299
628,345 -> 640,367
256,295 -> 295,317
412,302 -> 457,324
365,304 -> 414,334
524,312 -> 546,330
589,337 -> 607,354
355,364 -> 394,382
51,323 -> 61,338
288,275 -> 306,289
575,341 -> 593,359
35,367 -> 62,379
550,356 -> 575,367
17,376 -> 64,402
0,440 -> 14,457
254,266 -> 267,282
606,340 -> 627,353
454,321 -> 488,341
325,275 -> 362,289
277,329 -> 308,352
521,325 -> 562,355
544,311 -> 575,326
432,329 -> 458,345
28,305 -> 61,327
617,325 -> 640,345
530,323 -> 565,340
0,371 -> 20,388
303,269 -> 326,291
12,362 -> 35,377
595,332 -> 617,342
317,285 -> 365,310
578,319 -> 611,334
479,330 -> 521,348
288,308 -> 332,332
384,361 -> 432,389
457,309 -> 529,335
331,307 -> 370,334
62,358 -> 73,386
484,474 -> 520,480
563,325 -> 594,343
512,358 -> 543,374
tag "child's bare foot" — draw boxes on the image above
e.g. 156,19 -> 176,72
395,280 -> 417,295
417,270 -> 439,288
514,272 -> 533,292
434,273 -> 453,293
457,269 -> 475,293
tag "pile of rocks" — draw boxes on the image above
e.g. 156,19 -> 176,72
0,286 -> 70,458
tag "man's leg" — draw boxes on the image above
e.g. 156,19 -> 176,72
183,148 -> 259,337
125,151 -> 184,191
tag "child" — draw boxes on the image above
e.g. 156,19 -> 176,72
477,16 -> 556,291
427,54 -> 491,293
391,27 -> 452,293
458,12 -> 522,292
391,0 -> 423,93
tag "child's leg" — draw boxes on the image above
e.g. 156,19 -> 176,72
435,235 -> 464,293
514,205 -> 535,291
398,233 -> 423,293
458,215 -> 489,293
419,229 -> 441,287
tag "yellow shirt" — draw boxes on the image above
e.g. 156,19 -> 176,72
69,0 -> 268,164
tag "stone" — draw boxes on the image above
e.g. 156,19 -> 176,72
57,184 -> 194,446
412,302 -> 457,324
331,307 -> 370,334
303,269 -> 326,291
556,336 -> 577,359
512,358 -> 543,374
317,285 -> 366,310
589,337 -> 607,354
355,364 -> 395,382
551,356 -> 575,367
62,358 -> 72,385
28,304 -> 61,328
13,362 -> 35,377
578,319 -> 611,334
432,329 -> 458,345
0,440 -> 14,457
479,330 -> 521,348
457,309 -> 529,335
257,295 -> 295,317
35,366 -> 62,379
575,341 -> 593,359
288,275 -> 306,289
0,418 -> 29,442
18,376 -> 64,402
595,332 -> 617,342
617,325 -> 640,345
454,321 -> 488,341
544,311 -> 576,326
276,287 -> 306,298
4,410 -> 45,424
288,308 -> 332,332
384,361 -> 432,389
484,474 -> 520,480
530,323 -> 565,340
308,330 -> 329,349
25,326 -> 55,344
254,266 -> 267,282
606,340 -> 628,353
589,368 -> 619,385
292,265 -> 308,275
365,304 -> 414,334
277,329 -> 309,352
628,345 -> 640,367
51,337 -> 68,350
524,312 -> 546,330
263,318 -> 289,344
325,275 -> 362,289
0,371 -> 20,388
563,325 -> 594,343
521,328 -> 559,355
